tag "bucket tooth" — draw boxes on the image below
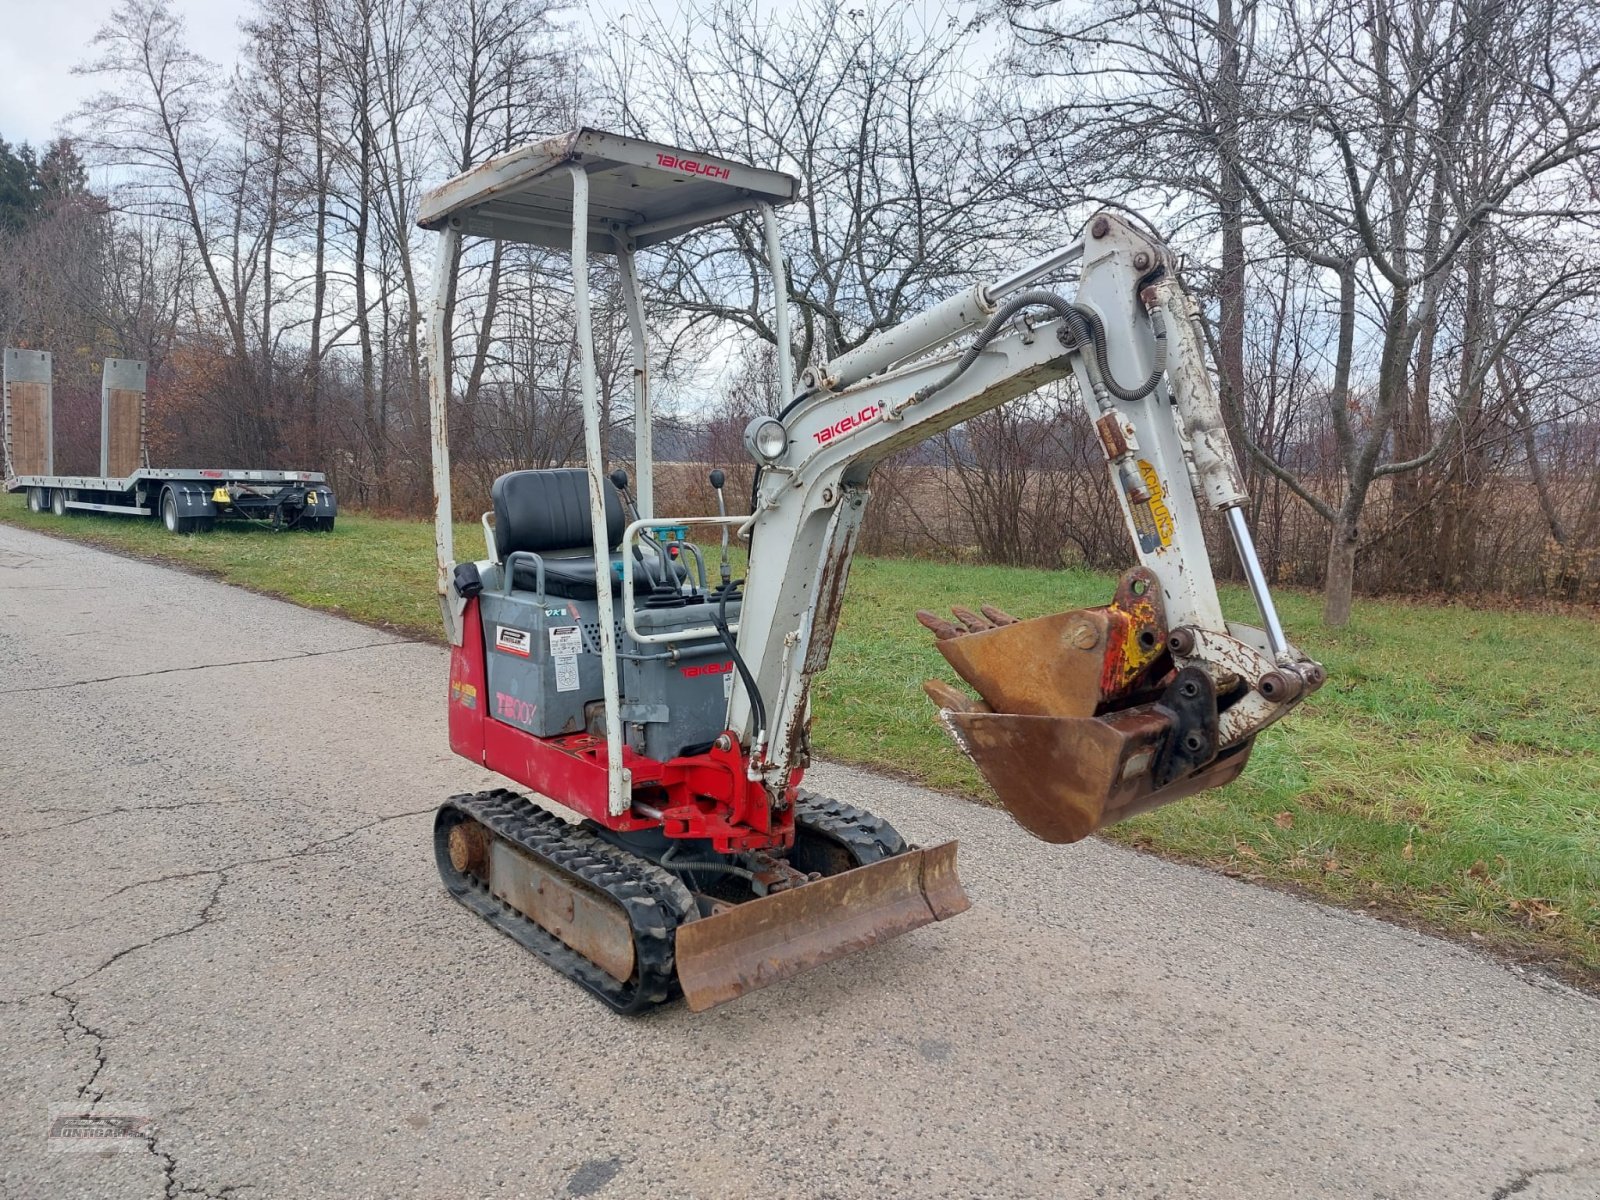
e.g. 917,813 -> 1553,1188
922,678 -> 988,714
674,843 -> 970,1012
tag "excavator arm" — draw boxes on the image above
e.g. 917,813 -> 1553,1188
725,212 -> 1323,840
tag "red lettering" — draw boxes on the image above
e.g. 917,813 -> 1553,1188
656,151 -> 731,181
681,661 -> 735,679
813,405 -> 879,446
494,691 -> 537,723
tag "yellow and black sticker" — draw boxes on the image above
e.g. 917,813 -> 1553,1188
1137,460 -> 1175,549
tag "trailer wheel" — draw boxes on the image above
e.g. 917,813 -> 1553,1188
160,489 -> 197,535
308,515 -> 335,532
26,487 -> 48,513
50,489 -> 69,517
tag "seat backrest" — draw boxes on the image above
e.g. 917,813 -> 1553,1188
491,468 -> 625,560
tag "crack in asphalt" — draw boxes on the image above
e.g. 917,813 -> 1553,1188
50,873 -> 228,1104
39,805 -> 438,1092
102,805 -> 440,901
0,797 -> 268,842
2,914 -> 104,945
36,804 -> 438,1196
0,639 -> 399,696
147,1126 -> 256,1199
1490,1162 -> 1581,1198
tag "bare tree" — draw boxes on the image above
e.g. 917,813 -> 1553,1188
72,2 -> 256,365
1006,0 -> 1600,622
597,0 -> 1042,372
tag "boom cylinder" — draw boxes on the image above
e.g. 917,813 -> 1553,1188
805,284 -> 994,393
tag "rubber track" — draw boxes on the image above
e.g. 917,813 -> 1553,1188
793,790 -> 909,865
434,789 -> 697,1015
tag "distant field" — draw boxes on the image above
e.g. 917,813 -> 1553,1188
4,497 -> 1598,983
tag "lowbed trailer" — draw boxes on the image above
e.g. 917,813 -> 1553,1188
4,349 -> 336,533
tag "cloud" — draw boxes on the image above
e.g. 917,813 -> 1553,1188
0,0 -> 247,148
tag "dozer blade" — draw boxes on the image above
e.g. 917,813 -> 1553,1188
674,842 -> 969,1012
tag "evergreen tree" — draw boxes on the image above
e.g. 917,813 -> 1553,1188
0,138 -> 41,233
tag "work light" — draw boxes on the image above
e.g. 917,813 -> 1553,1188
743,416 -> 788,464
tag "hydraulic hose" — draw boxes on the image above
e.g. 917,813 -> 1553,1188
906,290 -> 1167,407
711,577 -> 768,755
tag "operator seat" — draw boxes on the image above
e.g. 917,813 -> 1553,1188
492,468 -> 633,600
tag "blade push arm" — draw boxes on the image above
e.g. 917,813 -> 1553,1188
731,212 -> 1322,813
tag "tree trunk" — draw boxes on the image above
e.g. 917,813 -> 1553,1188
1322,507 -> 1360,626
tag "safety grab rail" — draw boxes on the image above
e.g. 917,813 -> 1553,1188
620,516 -> 744,646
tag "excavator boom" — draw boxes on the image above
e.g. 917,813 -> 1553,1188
726,213 -> 1323,839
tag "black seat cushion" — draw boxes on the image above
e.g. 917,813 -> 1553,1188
511,554 -> 621,600
492,468 -> 624,560
510,553 -> 690,601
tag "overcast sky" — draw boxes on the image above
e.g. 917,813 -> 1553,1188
0,0 -> 987,153
0,0 -> 251,148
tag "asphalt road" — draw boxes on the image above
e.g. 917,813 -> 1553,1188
1,523 -> 1597,1200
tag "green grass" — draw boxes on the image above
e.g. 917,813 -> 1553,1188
6,497 -> 1598,981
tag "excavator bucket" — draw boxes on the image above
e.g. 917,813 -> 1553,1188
920,567 -> 1252,844
942,709 -> 1251,843
675,842 -> 969,1011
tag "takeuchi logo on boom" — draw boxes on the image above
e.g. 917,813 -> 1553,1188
657,152 -> 730,180
814,405 -> 879,446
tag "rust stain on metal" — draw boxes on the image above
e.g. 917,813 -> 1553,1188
914,566 -> 1273,843
927,566 -> 1168,720
1095,411 -> 1131,460
948,708 -> 1253,843
448,821 -> 489,875
674,842 -> 970,1012
933,610 -> 1108,718
487,840 -> 637,983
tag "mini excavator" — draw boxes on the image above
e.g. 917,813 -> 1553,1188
417,129 -> 1323,1012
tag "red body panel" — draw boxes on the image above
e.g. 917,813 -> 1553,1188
448,596 -> 798,853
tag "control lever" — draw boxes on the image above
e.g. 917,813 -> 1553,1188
609,469 -> 667,593
709,469 -> 733,596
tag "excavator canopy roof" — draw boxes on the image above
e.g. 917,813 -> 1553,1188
416,128 -> 800,254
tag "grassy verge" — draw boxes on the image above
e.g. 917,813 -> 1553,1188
5,498 -> 1598,981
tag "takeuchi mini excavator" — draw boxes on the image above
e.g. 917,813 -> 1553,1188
417,129 -> 1324,1012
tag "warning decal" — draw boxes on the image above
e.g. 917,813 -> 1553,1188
1136,459 -> 1175,549
549,625 -> 584,657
